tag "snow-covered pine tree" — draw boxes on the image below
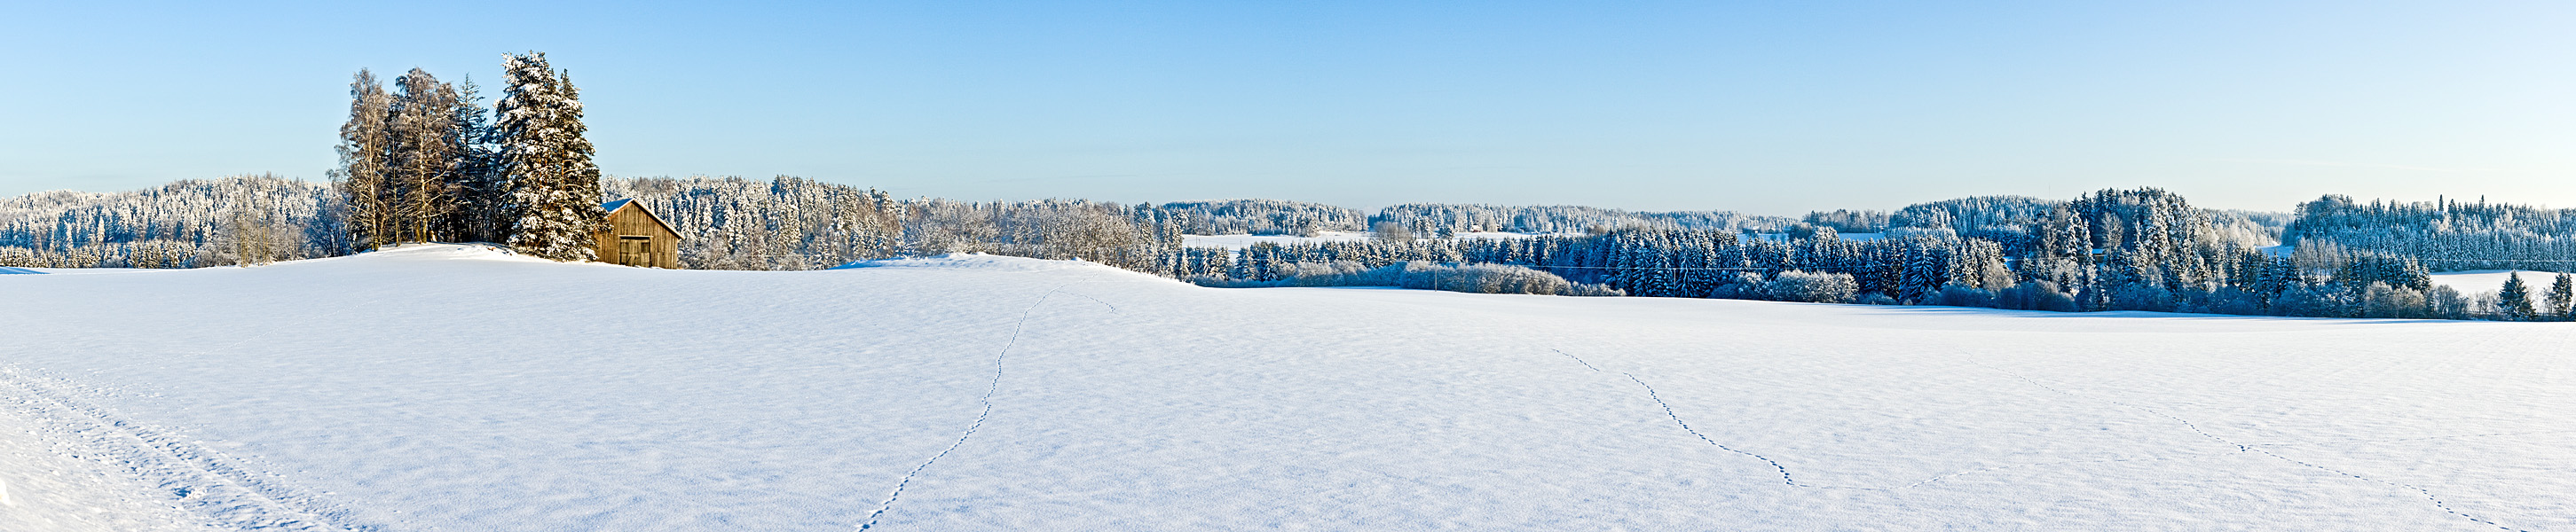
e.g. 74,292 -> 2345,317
331,70 -> 397,250
445,75 -> 507,243
495,51 -> 604,261
2548,272 -> 2573,320
2499,272 -> 2537,321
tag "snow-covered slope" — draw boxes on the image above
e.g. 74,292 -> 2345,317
3,244 -> 2570,531
2432,270 -> 2561,294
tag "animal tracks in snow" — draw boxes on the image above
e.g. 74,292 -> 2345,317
854,283 -> 1120,531
0,366 -> 358,531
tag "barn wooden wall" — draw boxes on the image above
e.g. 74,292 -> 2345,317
595,206 -> 682,268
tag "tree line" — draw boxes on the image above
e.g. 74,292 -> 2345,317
2284,194 -> 2576,272
5,174 -> 2561,320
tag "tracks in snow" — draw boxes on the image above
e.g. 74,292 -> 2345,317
855,284 -> 1118,531
1555,348 -> 2203,491
1556,344 -> 2542,531
1553,348 -> 2213,492
0,366 -> 359,531
1970,360 -> 2533,532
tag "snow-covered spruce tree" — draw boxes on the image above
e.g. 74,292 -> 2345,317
444,75 -> 507,243
2550,272 -> 2575,321
495,51 -> 603,261
2499,273 -> 2537,321
330,69 -> 397,250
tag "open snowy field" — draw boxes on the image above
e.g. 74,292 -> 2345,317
3,245 -> 2571,531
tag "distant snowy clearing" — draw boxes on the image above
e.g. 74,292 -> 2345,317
2,244 -> 2570,531
2430,269 -> 2564,294
1181,231 -> 1565,250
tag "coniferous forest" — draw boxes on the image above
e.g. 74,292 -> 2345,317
4,52 -> 2571,322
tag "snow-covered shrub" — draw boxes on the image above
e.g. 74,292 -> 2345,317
2271,286 -> 2348,317
1935,284 -> 1997,308
1706,271 -> 1766,300
2107,285 -> 2177,312
1398,262 -> 1571,295
2194,288 -> 2263,316
2359,282 -> 2430,319
1762,270 -> 1857,303
2429,286 -> 2473,320
1995,280 -> 2076,312
1563,283 -> 1625,297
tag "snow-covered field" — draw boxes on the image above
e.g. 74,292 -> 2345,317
2432,270 -> 2564,295
3,244 -> 2572,531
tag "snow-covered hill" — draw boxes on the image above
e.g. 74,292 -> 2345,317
2,244 -> 2569,531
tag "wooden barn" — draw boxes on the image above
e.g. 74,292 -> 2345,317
595,199 -> 682,268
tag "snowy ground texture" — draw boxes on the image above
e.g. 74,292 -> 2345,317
3,244 -> 2572,531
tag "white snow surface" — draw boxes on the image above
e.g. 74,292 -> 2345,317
4,244 -> 2572,531
2431,270 -> 2564,295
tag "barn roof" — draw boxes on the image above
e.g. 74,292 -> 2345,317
600,199 -> 683,240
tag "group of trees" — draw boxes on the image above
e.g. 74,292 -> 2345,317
1158,200 -> 1367,236
2284,194 -> 2576,272
1193,260 -> 1623,296
1189,188 -> 2549,319
0,175 -> 348,268
2489,271 -> 2576,322
1368,203 -> 1798,237
597,176 -> 1201,274
331,51 -> 600,261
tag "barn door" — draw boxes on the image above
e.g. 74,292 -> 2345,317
618,236 -> 651,266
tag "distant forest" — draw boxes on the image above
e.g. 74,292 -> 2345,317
10,53 -> 2573,322
18,171 -> 2576,321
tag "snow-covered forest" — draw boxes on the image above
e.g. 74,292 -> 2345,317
12,173 -> 2571,320
0,174 -> 352,268
2284,194 -> 2576,271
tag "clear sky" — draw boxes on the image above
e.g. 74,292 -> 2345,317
2,1 -> 2570,215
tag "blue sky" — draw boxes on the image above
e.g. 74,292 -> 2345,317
2,1 -> 2570,215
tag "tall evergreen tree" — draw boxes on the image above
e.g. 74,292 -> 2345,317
2500,273 -> 2537,321
495,51 -> 604,261
2548,272 -> 2574,320
445,75 -> 506,242
330,70 -> 396,250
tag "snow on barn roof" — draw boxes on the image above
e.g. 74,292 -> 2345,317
601,199 -> 634,212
